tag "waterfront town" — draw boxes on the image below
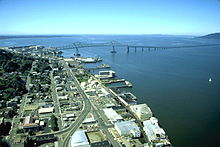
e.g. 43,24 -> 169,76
0,45 -> 171,147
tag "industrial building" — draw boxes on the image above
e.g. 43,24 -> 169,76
103,108 -> 123,123
143,117 -> 170,146
114,120 -> 141,138
70,130 -> 90,147
130,104 -> 152,121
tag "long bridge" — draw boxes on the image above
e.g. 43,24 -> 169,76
54,40 -> 220,56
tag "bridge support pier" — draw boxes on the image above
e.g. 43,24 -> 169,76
111,46 -> 117,53
74,47 -> 80,56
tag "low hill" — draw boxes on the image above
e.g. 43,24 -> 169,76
199,33 -> 220,39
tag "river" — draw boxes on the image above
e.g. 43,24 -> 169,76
0,35 -> 219,147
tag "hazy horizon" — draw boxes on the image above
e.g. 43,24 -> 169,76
1,0 -> 220,35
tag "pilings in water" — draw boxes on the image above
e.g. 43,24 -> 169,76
125,45 -> 168,54
111,45 -> 117,53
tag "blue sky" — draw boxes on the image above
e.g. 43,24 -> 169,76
0,0 -> 220,35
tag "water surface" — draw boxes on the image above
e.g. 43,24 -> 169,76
1,35 -> 220,147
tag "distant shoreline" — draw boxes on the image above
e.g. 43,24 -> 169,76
0,35 -> 78,40
0,34 -> 197,40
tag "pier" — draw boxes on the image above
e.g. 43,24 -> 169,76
86,64 -> 111,71
108,80 -> 132,88
102,78 -> 125,84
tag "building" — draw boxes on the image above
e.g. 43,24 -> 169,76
23,116 -> 39,132
70,130 -> 90,147
143,117 -> 170,146
95,70 -> 116,79
103,108 -> 123,123
130,104 -> 153,121
66,114 -> 75,118
83,113 -> 96,124
114,120 -> 141,138
87,131 -> 111,147
100,88 -> 111,97
38,107 -> 54,114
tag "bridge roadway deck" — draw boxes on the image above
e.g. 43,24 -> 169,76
56,42 -> 220,51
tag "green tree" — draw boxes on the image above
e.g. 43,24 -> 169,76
50,115 -> 59,131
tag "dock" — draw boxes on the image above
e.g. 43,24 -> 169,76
108,80 -> 132,88
102,78 -> 125,84
86,64 -> 111,70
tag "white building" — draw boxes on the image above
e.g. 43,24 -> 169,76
143,117 -> 170,146
101,88 -> 111,97
130,104 -> 153,121
66,114 -> 75,118
103,108 -> 123,123
38,107 -> 54,114
70,130 -> 90,147
115,120 -> 141,138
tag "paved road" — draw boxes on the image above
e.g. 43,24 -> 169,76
90,101 -> 120,147
8,61 -> 35,145
50,68 -> 63,129
61,60 -> 92,147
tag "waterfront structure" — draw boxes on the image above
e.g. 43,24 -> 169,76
114,120 -> 141,138
143,117 -> 170,146
95,70 -> 116,79
70,130 -> 90,147
103,108 -> 123,123
130,104 -> 153,121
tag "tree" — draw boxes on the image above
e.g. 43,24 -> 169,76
0,140 -> 10,147
50,115 -> 58,131
7,110 -> 16,118
0,122 -> 11,136
3,61 -> 20,72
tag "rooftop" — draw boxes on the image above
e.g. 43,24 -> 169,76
87,131 -> 106,143
70,130 -> 90,147
103,108 -> 123,123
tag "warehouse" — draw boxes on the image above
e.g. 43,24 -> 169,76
115,120 -> 141,138
70,130 -> 90,147
103,108 -> 123,123
130,104 -> 152,121
143,117 -> 170,146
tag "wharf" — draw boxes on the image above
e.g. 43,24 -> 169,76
109,80 -> 132,88
87,64 -> 111,70
102,78 -> 125,84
